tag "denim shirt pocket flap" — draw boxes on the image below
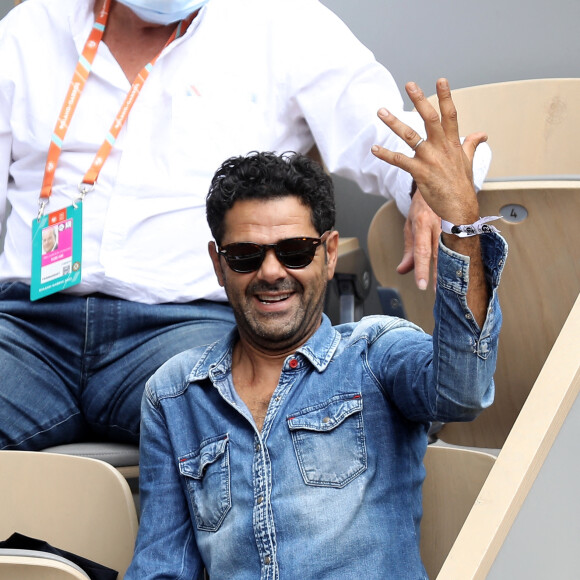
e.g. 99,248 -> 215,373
476,334 -> 493,360
178,434 -> 231,532
179,435 -> 229,479
287,394 -> 366,488
287,393 -> 363,433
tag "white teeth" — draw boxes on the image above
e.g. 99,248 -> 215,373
258,293 -> 290,303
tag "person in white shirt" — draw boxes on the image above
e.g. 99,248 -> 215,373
0,0 -> 490,449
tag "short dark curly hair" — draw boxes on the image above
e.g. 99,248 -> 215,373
206,151 -> 335,245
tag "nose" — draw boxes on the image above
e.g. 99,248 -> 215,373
257,248 -> 287,282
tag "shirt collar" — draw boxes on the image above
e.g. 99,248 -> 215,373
295,314 -> 342,372
188,314 -> 342,383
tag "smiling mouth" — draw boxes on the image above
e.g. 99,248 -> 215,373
256,293 -> 293,304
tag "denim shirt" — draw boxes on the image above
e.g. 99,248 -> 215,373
127,233 -> 507,580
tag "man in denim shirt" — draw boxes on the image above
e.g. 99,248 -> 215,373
127,80 -> 507,579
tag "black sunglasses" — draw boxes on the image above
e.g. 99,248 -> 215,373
218,231 -> 331,273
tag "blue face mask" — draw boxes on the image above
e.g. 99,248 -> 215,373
116,0 -> 211,25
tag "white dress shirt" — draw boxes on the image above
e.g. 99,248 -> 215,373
0,0 -> 490,304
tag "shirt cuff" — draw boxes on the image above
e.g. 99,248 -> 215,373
471,141 -> 492,192
437,231 -> 508,296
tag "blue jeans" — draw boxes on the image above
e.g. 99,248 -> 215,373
0,282 -> 235,450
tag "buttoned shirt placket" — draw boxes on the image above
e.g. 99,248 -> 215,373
247,356 -> 302,580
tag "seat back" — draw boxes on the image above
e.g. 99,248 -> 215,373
427,78 -> 580,180
369,181 -> 580,448
437,292 -> 580,578
420,445 -> 496,579
367,199 -> 436,332
370,78 -> 580,448
0,551 -> 90,579
440,181 -> 580,447
41,442 -> 140,480
0,451 -> 139,579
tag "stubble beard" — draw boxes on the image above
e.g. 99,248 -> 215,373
235,281 -> 327,352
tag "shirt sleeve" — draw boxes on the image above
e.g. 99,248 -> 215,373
125,386 -> 205,580
280,0 -> 491,217
374,231 -> 507,423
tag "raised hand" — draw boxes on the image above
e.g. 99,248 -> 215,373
372,78 -> 487,227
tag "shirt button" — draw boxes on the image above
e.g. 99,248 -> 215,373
465,313 -> 473,320
456,269 -> 463,277
289,358 -> 298,369
257,496 -> 263,504
255,443 -> 261,452
322,416 -> 330,424
264,556 -> 271,565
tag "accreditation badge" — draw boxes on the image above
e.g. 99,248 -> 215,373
30,203 -> 83,301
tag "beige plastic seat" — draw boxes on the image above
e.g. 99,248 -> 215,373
41,442 -> 140,480
369,181 -> 580,449
437,292 -> 580,578
439,181 -> 580,448
0,552 -> 90,579
420,445 -> 496,579
427,78 -> 580,180
369,78 -> 580,449
0,451 -> 139,579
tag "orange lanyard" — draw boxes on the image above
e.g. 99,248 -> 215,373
39,0 -> 193,215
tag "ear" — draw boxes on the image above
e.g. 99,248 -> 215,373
208,241 -> 226,287
325,230 -> 340,281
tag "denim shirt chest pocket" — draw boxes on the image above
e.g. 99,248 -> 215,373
287,393 -> 367,488
178,434 -> 231,532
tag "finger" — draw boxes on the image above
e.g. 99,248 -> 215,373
405,81 -> 444,144
396,218 -> 415,275
374,108 -> 425,159
435,78 -> 460,144
461,131 -> 488,164
397,250 -> 415,275
412,228 -> 432,291
431,224 -> 440,291
407,191 -> 441,290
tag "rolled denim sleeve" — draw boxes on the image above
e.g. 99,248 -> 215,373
430,231 -> 507,421
125,383 -> 205,580
375,232 -> 507,424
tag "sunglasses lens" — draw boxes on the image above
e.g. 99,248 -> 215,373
220,234 -> 326,273
223,243 -> 264,273
276,238 -> 317,268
